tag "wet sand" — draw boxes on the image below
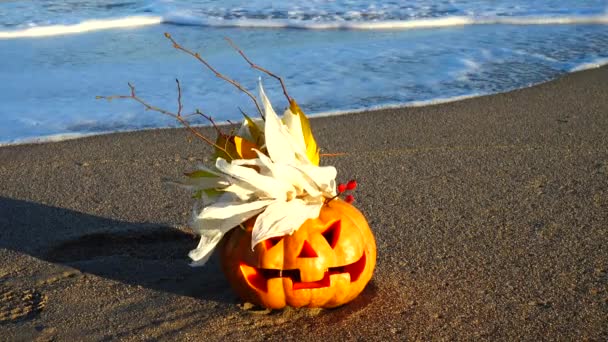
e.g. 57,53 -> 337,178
1,66 -> 607,340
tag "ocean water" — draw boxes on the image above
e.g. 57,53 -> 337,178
0,1 -> 607,145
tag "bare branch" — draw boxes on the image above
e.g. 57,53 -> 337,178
175,79 -> 183,117
98,83 -> 234,159
320,152 -> 347,157
194,109 -> 225,137
164,33 -> 264,120
225,37 -> 292,103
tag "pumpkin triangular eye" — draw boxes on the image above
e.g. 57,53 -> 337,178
263,237 -> 282,250
322,220 -> 341,249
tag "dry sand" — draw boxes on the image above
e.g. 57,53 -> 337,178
1,66 -> 607,341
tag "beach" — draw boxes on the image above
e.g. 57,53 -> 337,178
1,65 -> 607,340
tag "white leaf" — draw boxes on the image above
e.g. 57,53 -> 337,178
215,158 -> 292,200
251,146 -> 322,198
197,199 -> 274,221
274,164 -> 323,198
188,230 -> 223,266
250,149 -> 278,176
294,164 -> 337,196
231,153 -> 272,174
251,199 -> 322,249
221,183 -> 257,201
282,107 -> 307,152
259,82 -> 302,164
188,199 -> 273,266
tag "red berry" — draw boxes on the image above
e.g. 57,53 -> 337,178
337,183 -> 347,193
345,195 -> 355,203
346,180 -> 357,190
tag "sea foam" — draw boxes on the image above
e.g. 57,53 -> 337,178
164,14 -> 608,30
1,13 -> 607,39
0,16 -> 162,39
570,57 -> 608,72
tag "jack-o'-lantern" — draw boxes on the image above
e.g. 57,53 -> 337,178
219,199 -> 376,309
106,36 -> 377,310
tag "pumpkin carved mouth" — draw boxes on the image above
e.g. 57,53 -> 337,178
240,252 -> 367,292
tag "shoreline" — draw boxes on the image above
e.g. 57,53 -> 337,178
1,64 -> 607,340
0,92 -> 480,148
3,60 -> 608,148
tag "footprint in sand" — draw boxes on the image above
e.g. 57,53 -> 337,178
0,284 -> 46,324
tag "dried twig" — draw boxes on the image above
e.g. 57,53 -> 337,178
193,109 -> 225,136
175,79 -> 183,116
164,33 -> 264,120
176,79 -> 226,138
225,37 -> 292,103
320,152 -> 347,157
97,83 -> 234,159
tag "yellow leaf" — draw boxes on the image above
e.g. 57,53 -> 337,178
234,136 -> 258,159
241,113 -> 264,147
289,99 -> 320,165
214,134 -> 259,161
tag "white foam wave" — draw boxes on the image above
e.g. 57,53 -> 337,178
485,15 -> 608,25
165,14 -> 608,30
1,13 -> 606,39
0,132 -> 102,147
0,16 -> 162,39
164,15 -> 475,30
570,57 -> 608,72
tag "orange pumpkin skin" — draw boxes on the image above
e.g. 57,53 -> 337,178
219,199 -> 376,309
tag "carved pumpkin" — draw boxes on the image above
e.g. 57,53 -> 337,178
219,199 -> 376,309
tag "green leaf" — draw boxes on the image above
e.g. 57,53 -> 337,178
192,188 -> 223,200
192,189 -> 204,199
203,188 -> 222,197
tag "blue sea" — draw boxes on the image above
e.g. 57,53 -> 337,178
1,0 -> 607,145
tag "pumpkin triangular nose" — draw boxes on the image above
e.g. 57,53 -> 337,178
298,240 -> 318,258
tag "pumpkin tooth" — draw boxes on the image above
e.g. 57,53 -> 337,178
241,251 -> 367,293
341,253 -> 367,282
239,263 -> 268,292
292,272 -> 331,290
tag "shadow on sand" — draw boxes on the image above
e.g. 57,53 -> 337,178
0,196 -> 235,303
0,196 -> 378,317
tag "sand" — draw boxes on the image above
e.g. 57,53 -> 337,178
1,66 -> 607,341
